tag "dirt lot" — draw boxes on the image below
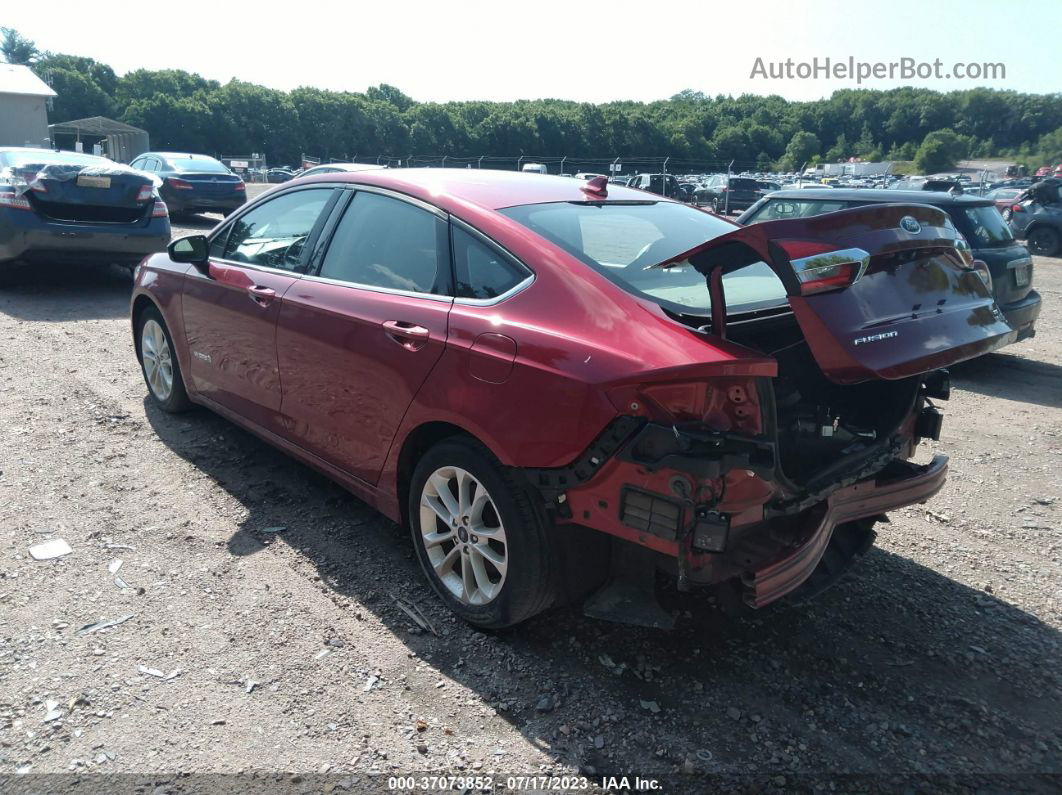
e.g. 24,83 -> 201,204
0,199 -> 1059,792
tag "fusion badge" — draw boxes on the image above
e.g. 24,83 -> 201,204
853,331 -> 899,346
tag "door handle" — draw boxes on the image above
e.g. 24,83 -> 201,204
247,285 -> 276,306
382,320 -> 430,350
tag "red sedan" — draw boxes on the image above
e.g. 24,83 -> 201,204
131,170 -> 1013,629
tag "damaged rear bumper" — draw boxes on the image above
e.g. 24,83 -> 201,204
744,454 -> 948,607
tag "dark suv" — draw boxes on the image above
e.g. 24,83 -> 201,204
695,176 -> 767,214
625,173 -> 684,199
738,189 -> 1042,343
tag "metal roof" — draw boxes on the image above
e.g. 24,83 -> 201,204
48,116 -> 147,135
0,64 -> 57,98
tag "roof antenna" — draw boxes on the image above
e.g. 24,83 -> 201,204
581,174 -> 608,198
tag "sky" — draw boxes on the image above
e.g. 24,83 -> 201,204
5,0 -> 1060,103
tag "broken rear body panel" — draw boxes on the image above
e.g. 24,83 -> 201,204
535,203 -> 1007,607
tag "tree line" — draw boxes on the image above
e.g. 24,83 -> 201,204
3,27 -> 1060,173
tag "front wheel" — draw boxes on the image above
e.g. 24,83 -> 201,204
1026,226 -> 1061,257
137,306 -> 192,412
408,438 -> 556,629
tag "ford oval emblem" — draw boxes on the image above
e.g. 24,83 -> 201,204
900,216 -> 922,234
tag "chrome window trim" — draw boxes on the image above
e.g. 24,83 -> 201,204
335,182 -> 447,219
299,272 -> 454,304
205,258 -> 305,279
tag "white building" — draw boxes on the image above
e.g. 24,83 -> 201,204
0,64 -> 56,148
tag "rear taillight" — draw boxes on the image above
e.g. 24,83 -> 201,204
610,377 -> 766,433
152,201 -> 169,218
136,185 -> 154,202
234,181 -> 246,191
1011,204 -> 1025,213
0,189 -> 32,211
789,247 -> 871,295
953,234 -> 975,266
971,259 -> 993,292
167,178 -> 194,190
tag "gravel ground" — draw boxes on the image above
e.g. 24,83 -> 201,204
0,199 -> 1059,792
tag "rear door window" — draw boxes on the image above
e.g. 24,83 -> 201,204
318,191 -> 450,295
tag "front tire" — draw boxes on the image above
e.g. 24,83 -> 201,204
408,438 -> 556,629
1026,226 -> 1061,257
137,306 -> 192,413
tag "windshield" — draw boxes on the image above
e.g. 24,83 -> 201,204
745,198 -> 850,222
0,150 -> 110,169
499,200 -> 787,316
955,206 -> 1015,247
169,157 -> 230,174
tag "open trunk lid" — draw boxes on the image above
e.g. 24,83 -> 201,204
657,203 -> 1015,384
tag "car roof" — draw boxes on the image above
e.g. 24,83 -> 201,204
308,163 -> 386,172
763,188 -> 993,206
144,152 -> 221,161
294,168 -> 665,211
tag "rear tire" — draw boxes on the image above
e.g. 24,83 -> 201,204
1026,226 -> 1061,257
408,438 -> 557,629
136,306 -> 192,413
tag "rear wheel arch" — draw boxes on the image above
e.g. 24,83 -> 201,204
396,422 -> 490,528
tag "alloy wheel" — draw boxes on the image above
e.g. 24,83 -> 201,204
418,466 -> 508,605
141,319 -> 174,402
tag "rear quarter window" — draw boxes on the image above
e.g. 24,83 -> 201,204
452,227 -> 530,300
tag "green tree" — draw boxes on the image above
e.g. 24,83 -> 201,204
40,69 -> 114,121
781,131 -> 821,170
367,84 -> 413,113
914,128 -> 969,174
1,28 -> 39,65
825,133 -> 848,162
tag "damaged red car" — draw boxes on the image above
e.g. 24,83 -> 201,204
131,170 -> 1013,629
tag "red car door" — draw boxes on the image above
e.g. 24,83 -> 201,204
275,188 -> 452,485
181,187 -> 336,430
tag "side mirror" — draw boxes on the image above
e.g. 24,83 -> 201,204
168,235 -> 209,265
